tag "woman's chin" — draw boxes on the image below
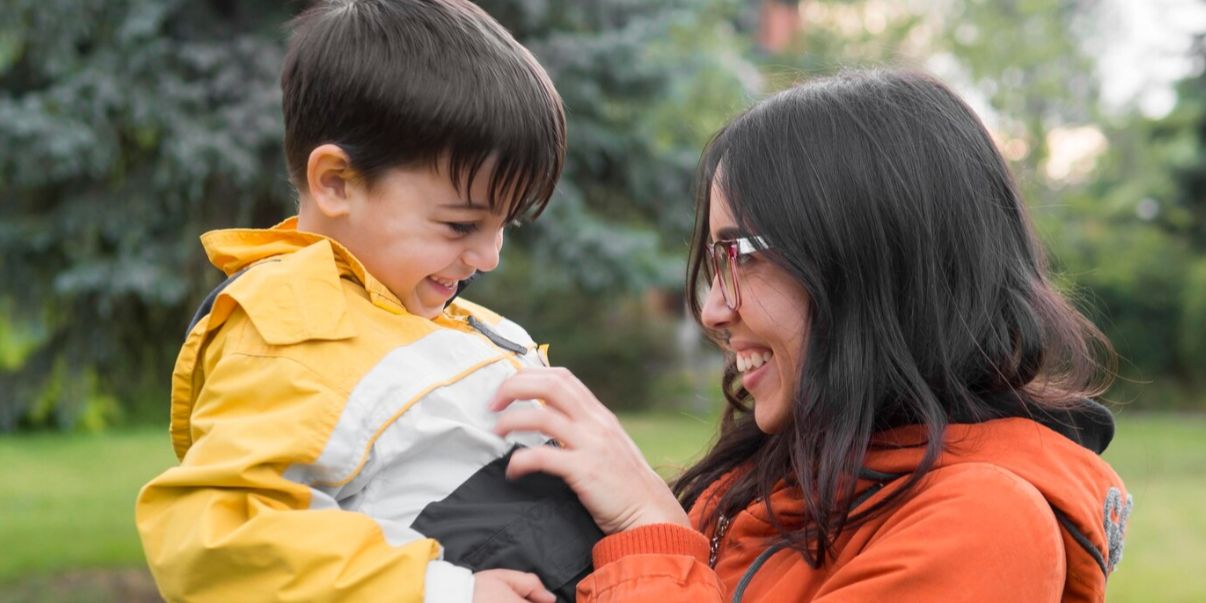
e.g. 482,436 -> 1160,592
753,399 -> 789,434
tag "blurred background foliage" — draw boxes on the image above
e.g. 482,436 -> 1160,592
1,0 -> 1204,432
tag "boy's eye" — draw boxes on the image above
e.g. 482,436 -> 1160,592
445,222 -> 479,235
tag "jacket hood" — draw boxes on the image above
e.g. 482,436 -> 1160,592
732,403 -> 1129,603
199,217 -> 410,314
859,404 -> 1130,603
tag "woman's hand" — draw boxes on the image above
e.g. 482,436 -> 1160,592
490,367 -> 691,535
473,569 -> 555,603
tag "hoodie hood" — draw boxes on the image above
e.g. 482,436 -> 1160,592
199,217 -> 411,314
859,405 -> 1130,603
692,403 -> 1129,602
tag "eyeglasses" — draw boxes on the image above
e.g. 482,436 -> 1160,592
705,236 -> 769,310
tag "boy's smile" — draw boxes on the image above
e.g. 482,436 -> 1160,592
299,147 -> 511,319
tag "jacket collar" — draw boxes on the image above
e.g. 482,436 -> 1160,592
199,216 -> 407,315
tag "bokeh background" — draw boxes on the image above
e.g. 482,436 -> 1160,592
1,0 -> 1204,601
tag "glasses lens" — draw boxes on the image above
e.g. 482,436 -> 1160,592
714,242 -> 737,309
719,265 -> 737,309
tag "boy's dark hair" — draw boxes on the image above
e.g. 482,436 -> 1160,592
281,0 -> 565,221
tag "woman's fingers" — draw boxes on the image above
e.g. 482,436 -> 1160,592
490,368 -> 606,421
492,369 -> 623,451
490,366 -> 691,535
493,406 -> 577,447
505,444 -> 573,480
488,368 -> 568,411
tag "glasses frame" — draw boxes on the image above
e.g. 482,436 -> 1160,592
707,236 -> 769,310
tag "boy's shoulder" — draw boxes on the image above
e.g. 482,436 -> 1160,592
186,227 -> 366,352
444,297 -> 502,325
203,236 -> 359,347
445,298 -> 538,350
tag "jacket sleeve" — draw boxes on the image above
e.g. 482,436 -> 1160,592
575,524 -> 725,602
135,319 -> 470,603
811,463 -> 1066,603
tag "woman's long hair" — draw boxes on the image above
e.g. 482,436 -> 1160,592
673,69 -> 1115,567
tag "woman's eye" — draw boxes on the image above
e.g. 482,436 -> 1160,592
445,222 -> 479,235
734,252 -> 756,267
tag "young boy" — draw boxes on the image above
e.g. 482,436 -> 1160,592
135,2 -> 601,601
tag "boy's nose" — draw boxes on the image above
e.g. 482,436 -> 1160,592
464,229 -> 503,272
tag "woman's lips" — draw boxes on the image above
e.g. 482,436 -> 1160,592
735,348 -> 773,393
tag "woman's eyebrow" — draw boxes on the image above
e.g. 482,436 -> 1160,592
716,226 -> 744,240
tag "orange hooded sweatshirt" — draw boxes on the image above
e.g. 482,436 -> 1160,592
578,414 -> 1131,603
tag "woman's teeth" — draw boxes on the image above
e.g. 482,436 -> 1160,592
736,351 -> 772,373
430,276 -> 457,289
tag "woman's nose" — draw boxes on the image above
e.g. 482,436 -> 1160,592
700,274 -> 736,329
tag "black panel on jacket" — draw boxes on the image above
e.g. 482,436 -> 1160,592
412,446 -> 604,602
184,268 -> 249,338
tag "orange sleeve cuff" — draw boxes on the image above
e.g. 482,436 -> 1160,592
592,523 -> 711,567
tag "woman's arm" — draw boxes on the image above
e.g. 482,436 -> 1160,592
489,367 -> 691,534
490,368 -> 727,601
576,524 -> 726,602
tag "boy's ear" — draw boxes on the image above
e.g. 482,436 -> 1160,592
306,144 -> 358,218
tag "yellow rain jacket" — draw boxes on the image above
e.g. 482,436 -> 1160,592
136,218 -> 600,602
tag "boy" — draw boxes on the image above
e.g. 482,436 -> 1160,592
135,1 -> 601,601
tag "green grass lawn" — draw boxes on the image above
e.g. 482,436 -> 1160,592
0,428 -> 176,585
1098,414 -> 1206,602
0,413 -> 1202,601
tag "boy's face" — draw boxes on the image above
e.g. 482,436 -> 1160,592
338,162 -> 510,319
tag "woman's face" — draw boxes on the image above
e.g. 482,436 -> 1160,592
701,184 -> 811,434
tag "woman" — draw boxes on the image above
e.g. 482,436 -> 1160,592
491,69 -> 1131,602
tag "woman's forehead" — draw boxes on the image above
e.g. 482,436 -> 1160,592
709,185 -> 751,243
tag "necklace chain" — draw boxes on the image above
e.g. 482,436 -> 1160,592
708,512 -> 732,568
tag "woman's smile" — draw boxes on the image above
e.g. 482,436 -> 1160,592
734,346 -> 774,394
702,187 -> 811,433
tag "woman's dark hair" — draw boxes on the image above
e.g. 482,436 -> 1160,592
674,68 -> 1115,567
280,0 -> 565,221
